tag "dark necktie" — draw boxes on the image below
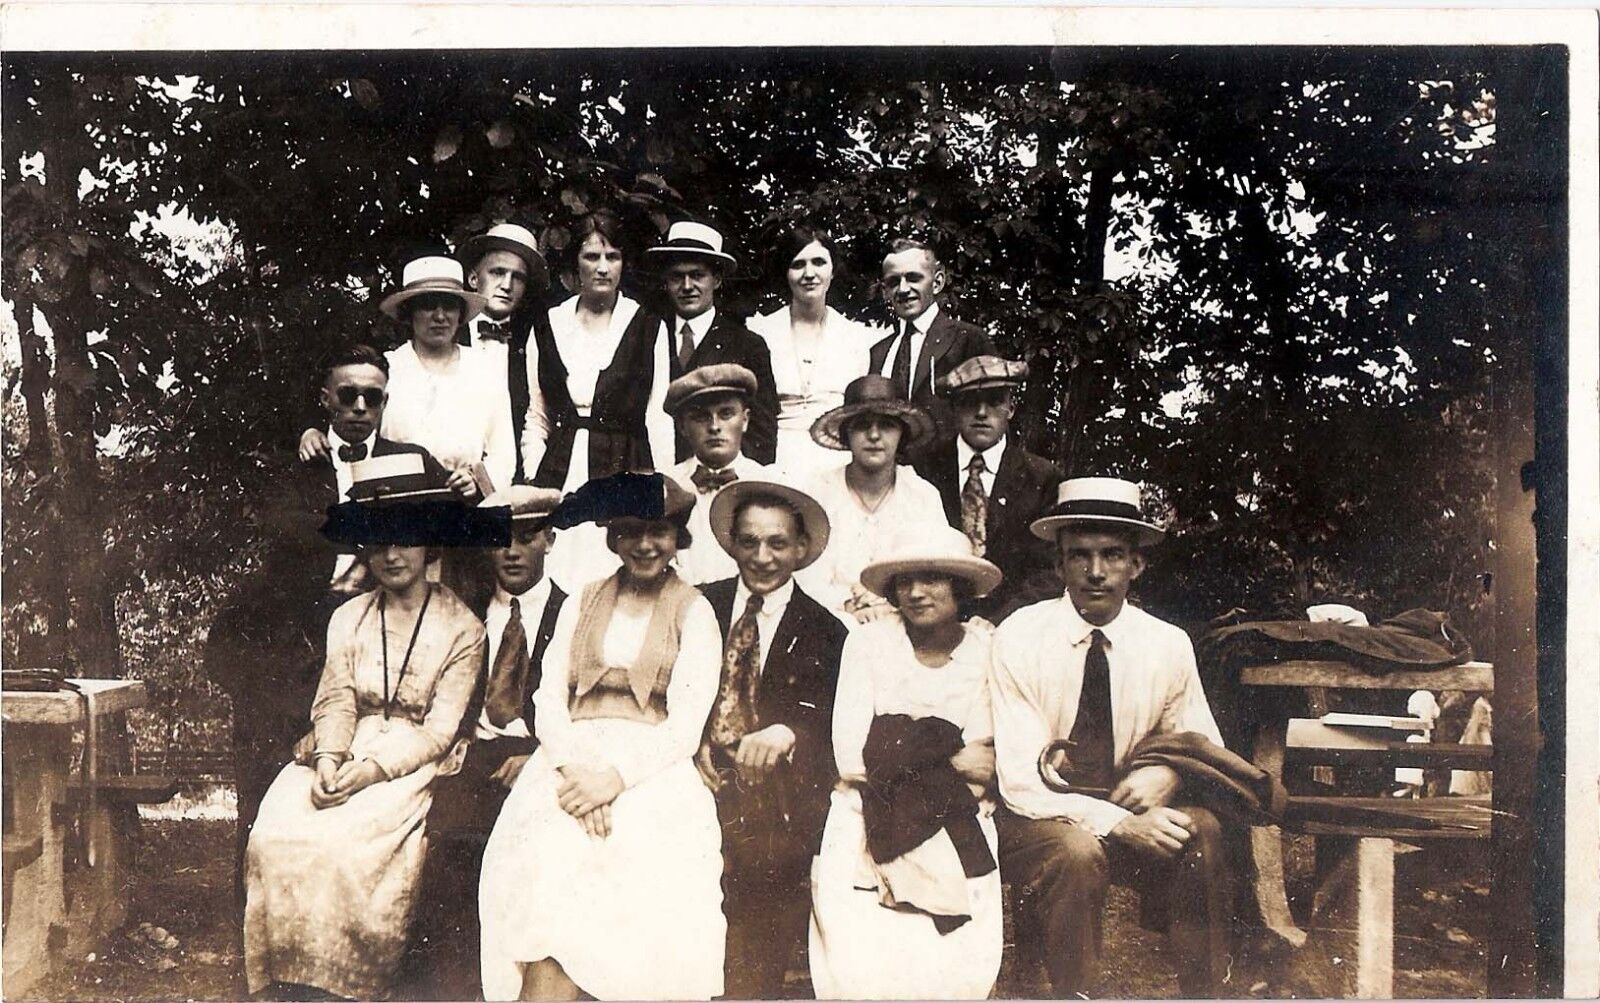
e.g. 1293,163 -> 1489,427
1065,628 -> 1115,788
708,592 -> 764,749
677,320 -> 697,374
960,453 -> 988,556
691,464 -> 737,494
483,598 -> 530,727
477,319 -> 512,343
889,321 -> 915,398
337,442 -> 368,463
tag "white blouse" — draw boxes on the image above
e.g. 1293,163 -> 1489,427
796,463 -> 949,614
381,341 -> 516,493
747,305 -> 877,432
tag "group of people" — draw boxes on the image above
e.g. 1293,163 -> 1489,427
208,215 -> 1241,1002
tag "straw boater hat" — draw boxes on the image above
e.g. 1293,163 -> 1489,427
1028,477 -> 1165,547
860,524 -> 1003,599
457,222 -> 549,293
378,254 -> 489,321
707,478 -> 831,570
481,484 -> 564,524
644,220 -> 738,271
322,453 -> 513,548
664,363 -> 758,417
809,374 -> 936,453
938,355 -> 1029,396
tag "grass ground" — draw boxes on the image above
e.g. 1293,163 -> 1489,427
16,795 -> 1489,1001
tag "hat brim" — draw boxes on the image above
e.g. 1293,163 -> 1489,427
378,282 -> 490,321
810,400 -> 936,454
707,480 -> 831,570
860,554 -> 1003,600
664,384 -> 753,417
945,377 -> 1023,396
458,235 -> 549,291
1028,513 -> 1165,547
643,246 -> 738,270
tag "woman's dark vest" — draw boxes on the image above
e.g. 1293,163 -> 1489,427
530,305 -> 660,490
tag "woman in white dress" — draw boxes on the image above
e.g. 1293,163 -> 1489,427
809,525 -> 1005,1000
747,227 -> 875,477
798,374 -> 948,622
243,486 -> 485,1000
525,211 -> 673,590
479,477 -> 726,1001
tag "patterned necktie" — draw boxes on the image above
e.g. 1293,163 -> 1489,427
483,598 -> 529,727
960,453 -> 988,556
477,319 -> 512,343
889,321 -> 915,397
691,464 -> 737,494
337,442 -> 368,462
708,592 -> 764,749
1065,628 -> 1115,788
677,320 -> 697,373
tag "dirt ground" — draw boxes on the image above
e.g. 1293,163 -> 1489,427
17,806 -> 1489,1001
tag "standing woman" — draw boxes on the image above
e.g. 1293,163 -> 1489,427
798,375 -> 947,622
525,211 -> 673,589
808,526 -> 1004,1000
747,226 -> 874,477
243,471 -> 486,1000
479,477 -> 726,1001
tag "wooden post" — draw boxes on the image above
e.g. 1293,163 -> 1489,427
1354,837 -> 1395,999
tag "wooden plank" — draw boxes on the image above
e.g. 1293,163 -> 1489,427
1286,796 -> 1494,840
0,680 -> 147,724
1284,742 -> 1493,770
1355,837 -> 1395,999
1239,661 -> 1493,691
1247,720 -> 1308,947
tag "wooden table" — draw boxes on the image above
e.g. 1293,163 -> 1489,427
1239,660 -> 1493,998
2,679 -> 147,997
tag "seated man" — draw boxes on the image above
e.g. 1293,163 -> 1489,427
403,485 -> 567,1001
662,363 -> 774,585
988,477 -> 1233,998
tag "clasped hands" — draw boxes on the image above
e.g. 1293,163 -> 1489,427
311,756 -> 386,809
556,763 -> 625,839
1105,765 -> 1194,861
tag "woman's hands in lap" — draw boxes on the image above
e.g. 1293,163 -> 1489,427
557,763 -> 625,827
310,757 -> 387,810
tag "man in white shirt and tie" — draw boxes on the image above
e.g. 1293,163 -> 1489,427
458,222 -> 549,481
867,238 -> 993,409
988,477 -> 1233,997
663,363 -> 774,585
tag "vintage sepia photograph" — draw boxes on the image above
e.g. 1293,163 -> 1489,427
2,6 -> 1595,1001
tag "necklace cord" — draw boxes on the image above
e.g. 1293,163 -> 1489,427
380,585 -> 435,721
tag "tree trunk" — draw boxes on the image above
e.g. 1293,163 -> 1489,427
14,295 -> 53,469
1054,153 -> 1119,473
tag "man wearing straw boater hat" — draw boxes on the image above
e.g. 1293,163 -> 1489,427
914,354 -> 1063,623
694,477 -> 846,1000
646,220 -> 779,465
404,484 -> 567,1000
662,362 -> 774,585
987,477 -> 1233,998
458,223 -> 550,480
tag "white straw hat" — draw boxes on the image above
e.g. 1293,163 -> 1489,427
1028,477 -> 1165,547
644,220 -> 737,269
378,255 -> 489,321
860,524 -> 1003,599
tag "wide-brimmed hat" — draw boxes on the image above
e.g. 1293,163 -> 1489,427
378,255 -> 489,321
644,221 -> 737,270
810,374 -> 936,453
860,524 -> 1003,599
457,223 -> 549,293
939,355 -> 1028,396
550,471 -> 696,530
707,478 -> 831,570
481,484 -> 564,524
665,363 -> 758,416
1029,477 -> 1165,547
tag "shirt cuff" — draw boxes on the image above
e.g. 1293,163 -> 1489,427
1078,797 -> 1133,839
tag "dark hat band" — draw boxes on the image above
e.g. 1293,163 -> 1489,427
1054,498 -> 1145,521
661,237 -> 720,253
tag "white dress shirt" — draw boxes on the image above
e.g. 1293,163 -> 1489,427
325,427 -> 375,585
381,341 -> 516,493
666,452 -> 772,585
874,302 -> 942,385
476,578 -> 557,740
664,307 -> 718,364
988,598 -> 1223,837
795,463 -> 948,614
955,434 -> 1007,498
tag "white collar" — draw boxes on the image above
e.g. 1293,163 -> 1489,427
674,307 -> 717,340
327,426 -> 376,456
734,575 -> 795,621
904,302 -> 941,336
1058,596 -> 1138,648
956,434 -> 1008,476
491,576 -> 553,615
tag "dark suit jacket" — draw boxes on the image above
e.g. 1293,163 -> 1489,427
868,309 -> 995,405
701,577 -> 847,875
914,437 -> 1063,623
670,311 -> 779,465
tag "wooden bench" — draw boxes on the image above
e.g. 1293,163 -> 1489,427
1240,659 -> 1493,998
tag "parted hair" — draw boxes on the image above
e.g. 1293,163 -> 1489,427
561,210 -> 629,273
885,236 -> 942,268
770,225 -> 846,289
730,492 -> 810,545
319,342 -> 389,386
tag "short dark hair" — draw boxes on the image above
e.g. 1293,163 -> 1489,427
885,236 -> 941,267
319,342 -> 389,386
770,225 -> 845,289
730,493 -> 808,543
605,514 -> 693,553
882,572 -> 976,609
564,210 -> 628,272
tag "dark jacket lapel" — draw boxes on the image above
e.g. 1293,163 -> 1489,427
910,312 -> 956,397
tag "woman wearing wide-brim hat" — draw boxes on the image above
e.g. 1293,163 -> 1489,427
797,374 -> 947,622
243,457 -> 487,1001
809,524 -> 1005,1000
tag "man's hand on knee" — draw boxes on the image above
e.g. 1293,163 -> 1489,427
1108,805 -> 1195,861
1108,764 -> 1181,814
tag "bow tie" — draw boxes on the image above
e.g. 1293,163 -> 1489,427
337,443 -> 369,462
690,465 -> 737,493
477,319 -> 512,343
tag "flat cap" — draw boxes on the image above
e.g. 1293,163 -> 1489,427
665,363 -> 758,416
481,484 -> 564,522
939,354 -> 1029,395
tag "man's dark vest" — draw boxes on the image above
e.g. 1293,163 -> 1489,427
460,583 -> 569,743
529,309 -> 658,490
